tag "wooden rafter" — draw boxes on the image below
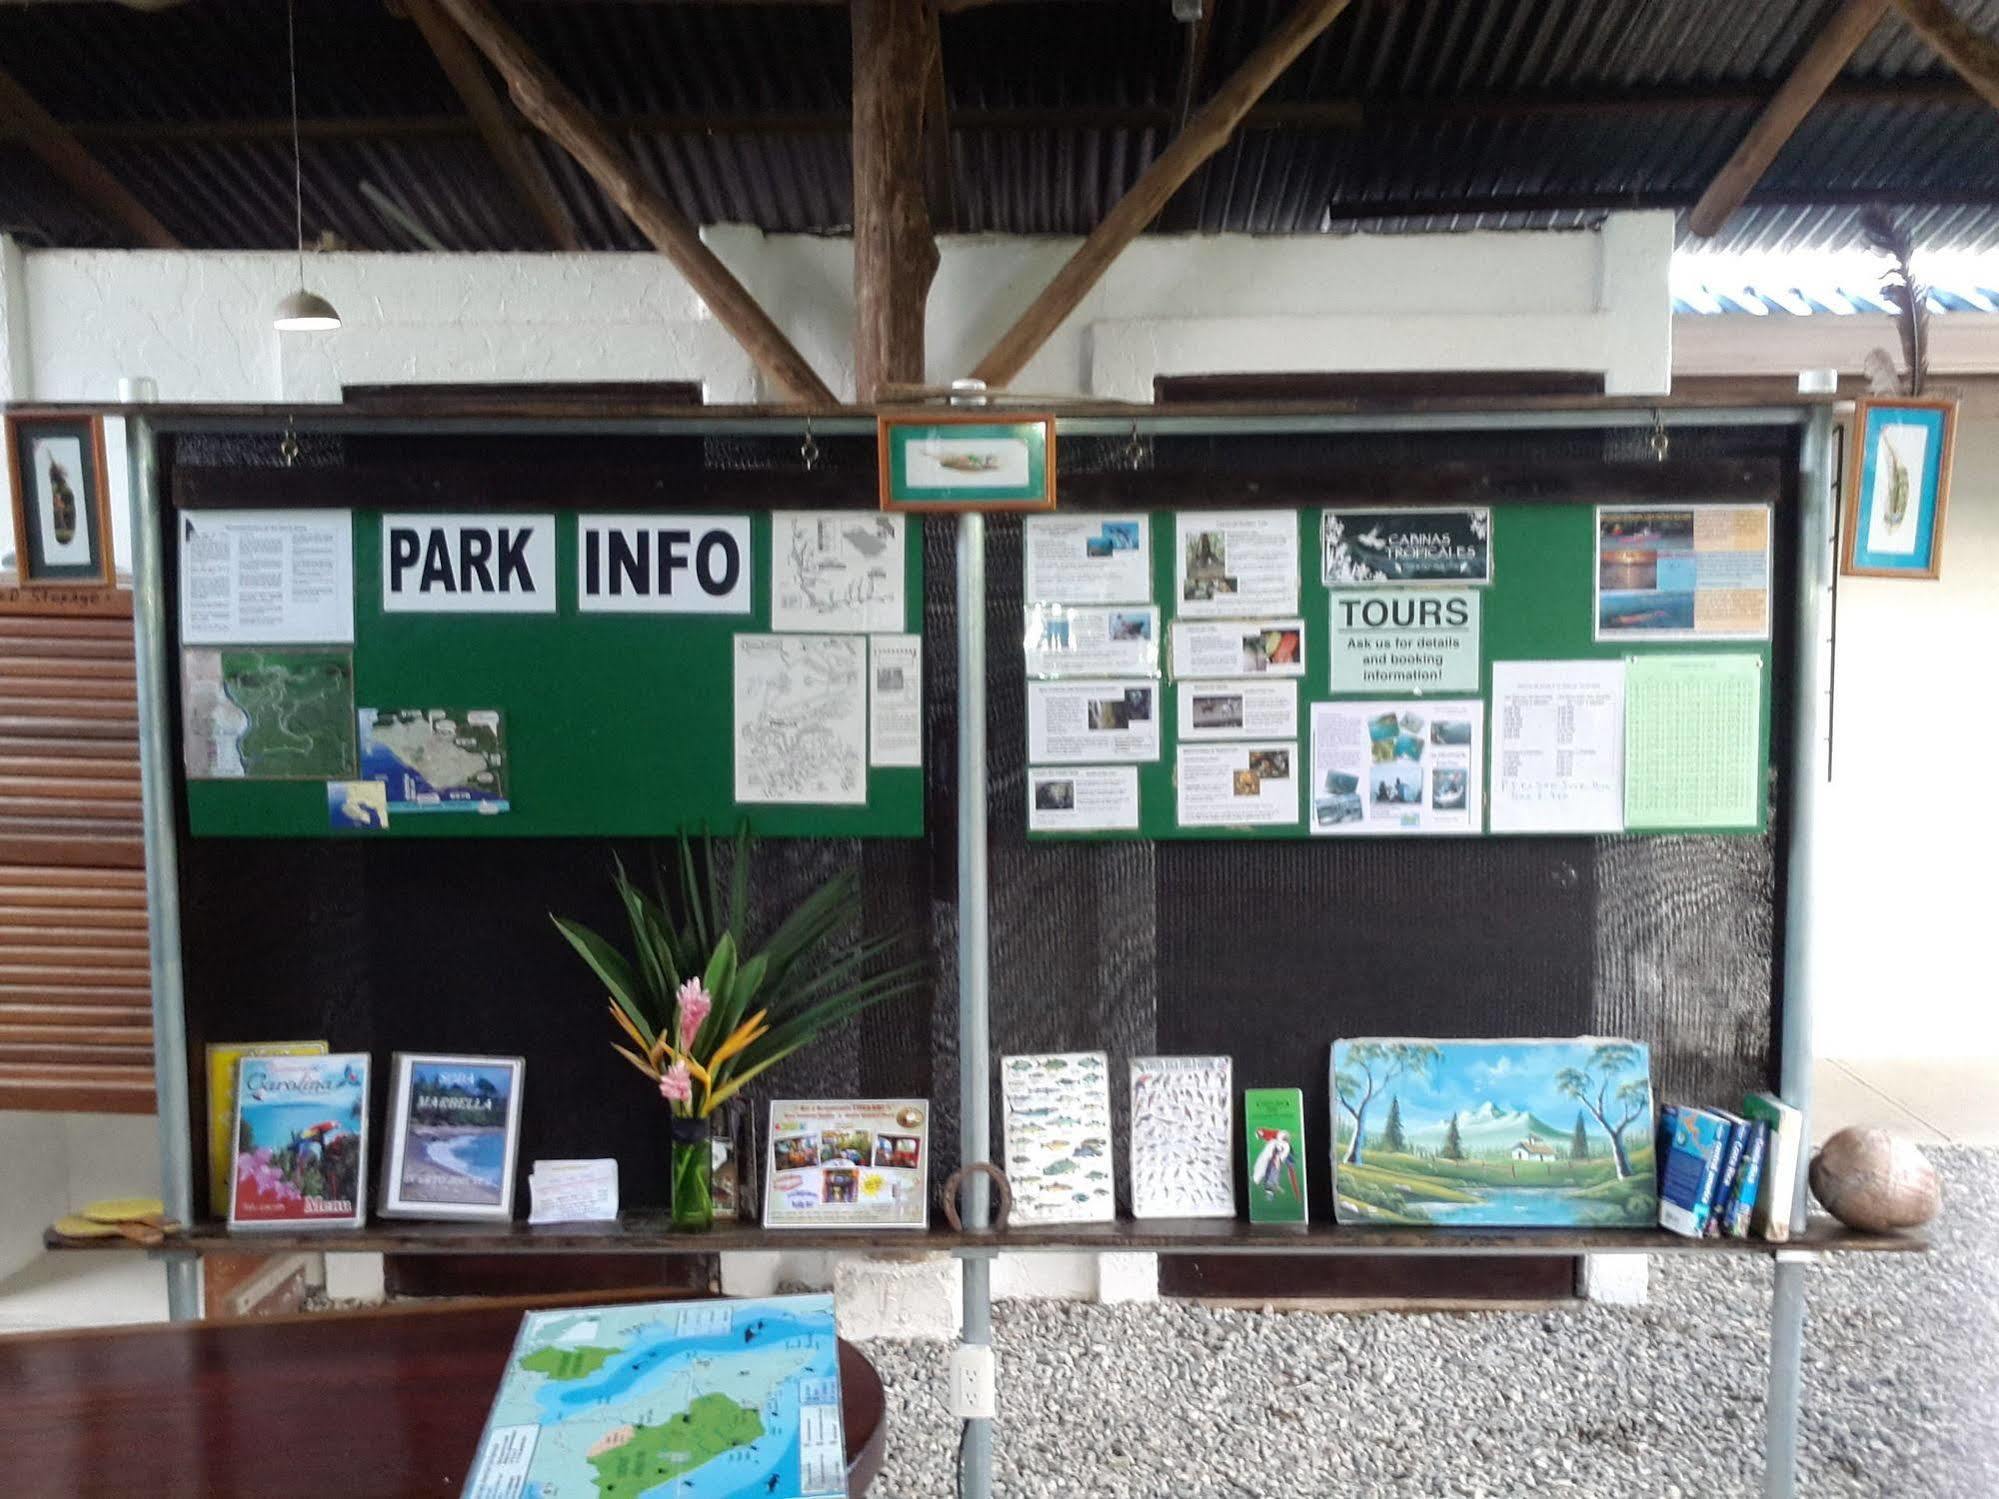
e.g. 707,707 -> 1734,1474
403,0 -> 580,251
1688,0 -> 1894,238
433,0 -> 835,403
1892,0 -> 1999,112
0,64 -> 178,249
853,0 -> 940,399
971,0 -> 1354,389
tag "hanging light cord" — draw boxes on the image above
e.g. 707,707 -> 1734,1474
287,0 -> 305,282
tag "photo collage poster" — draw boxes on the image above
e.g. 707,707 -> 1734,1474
764,1098 -> 930,1229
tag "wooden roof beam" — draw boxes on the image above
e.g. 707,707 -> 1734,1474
432,0 -> 836,404
1688,0 -> 1894,239
853,0 -> 939,400
403,0 -> 581,251
970,0 -> 1354,389
1892,0 -> 1999,112
0,63 -> 178,248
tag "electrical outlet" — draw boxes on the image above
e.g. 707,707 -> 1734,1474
949,1344 -> 997,1419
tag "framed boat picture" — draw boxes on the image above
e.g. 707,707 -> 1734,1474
379,1052 -> 525,1221
1842,396 -> 1957,579
879,412 -> 1056,513
6,411 -> 113,585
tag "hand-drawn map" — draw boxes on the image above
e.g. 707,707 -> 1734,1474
733,634 -> 868,805
771,513 -> 905,633
181,646 -> 356,780
461,1293 -> 846,1499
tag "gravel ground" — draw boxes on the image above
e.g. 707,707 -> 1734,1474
860,1145 -> 1997,1498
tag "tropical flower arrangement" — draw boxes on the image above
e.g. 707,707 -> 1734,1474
552,829 -> 928,1228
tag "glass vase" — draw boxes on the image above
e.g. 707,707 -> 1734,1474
669,1114 -> 714,1231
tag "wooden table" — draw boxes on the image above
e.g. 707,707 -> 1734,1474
0,1291 -> 886,1497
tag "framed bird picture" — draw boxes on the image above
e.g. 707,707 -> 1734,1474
1842,396 -> 1956,580
5,410 -> 113,586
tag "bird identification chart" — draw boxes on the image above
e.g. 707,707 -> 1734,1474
1128,1056 -> 1235,1219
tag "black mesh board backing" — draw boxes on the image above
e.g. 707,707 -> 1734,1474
164,419 -> 1794,1220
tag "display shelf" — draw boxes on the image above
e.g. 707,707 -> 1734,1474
46,1215 -> 1923,1259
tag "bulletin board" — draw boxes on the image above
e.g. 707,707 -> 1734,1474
178,510 -> 926,839
1027,501 -> 1774,842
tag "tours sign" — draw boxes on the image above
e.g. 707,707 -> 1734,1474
1329,587 -> 1482,695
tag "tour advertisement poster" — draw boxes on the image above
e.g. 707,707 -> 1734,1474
1175,678 -> 1298,742
1023,603 -> 1161,679
1176,741 -> 1301,828
381,1052 -> 524,1221
357,707 -> 509,813
1174,510 -> 1300,617
1595,504 -> 1772,641
1321,507 -> 1492,586
1328,589 -> 1481,695
1028,765 -> 1140,833
1167,616 -> 1305,680
1310,699 -> 1484,835
1026,678 -> 1161,763
1022,513 -> 1151,605
764,1099 -> 930,1229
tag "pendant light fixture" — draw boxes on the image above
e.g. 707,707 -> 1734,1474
272,0 -> 340,332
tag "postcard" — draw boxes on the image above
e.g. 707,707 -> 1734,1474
1174,510 -> 1299,617
380,1053 -> 524,1221
1310,699 -> 1484,835
1028,765 -> 1140,834
229,1052 -> 369,1230
1025,678 -> 1160,763
1176,741 -> 1300,829
765,1099 -> 930,1229
1175,678 -> 1298,742
1130,1056 -> 1235,1219
1022,513 -> 1150,604
1322,507 -> 1491,586
1167,617 -> 1305,680
1023,604 -> 1161,679
1001,1053 -> 1115,1224
1595,504 -> 1771,641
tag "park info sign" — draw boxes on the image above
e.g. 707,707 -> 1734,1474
878,412 -> 1056,513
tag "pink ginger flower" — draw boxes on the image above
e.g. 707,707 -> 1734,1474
658,1060 -> 693,1106
675,979 -> 712,1049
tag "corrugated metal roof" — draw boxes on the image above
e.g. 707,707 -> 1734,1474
0,0 -> 1994,252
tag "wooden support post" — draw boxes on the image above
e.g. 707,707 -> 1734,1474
970,0 -> 1352,390
853,0 -> 941,401
434,0 -> 837,404
921,5 -> 957,231
1688,0 -> 1893,238
1892,0 -> 1999,112
404,0 -> 580,251
0,65 -> 179,249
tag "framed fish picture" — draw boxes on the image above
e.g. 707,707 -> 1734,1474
379,1052 -> 524,1221
879,412 -> 1056,513
1842,396 -> 1956,579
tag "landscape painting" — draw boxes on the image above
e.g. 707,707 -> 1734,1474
1331,1037 -> 1657,1227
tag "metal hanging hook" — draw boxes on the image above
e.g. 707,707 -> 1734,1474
1125,421 -> 1145,471
1649,409 -> 1670,463
800,417 -> 820,472
279,414 -> 300,468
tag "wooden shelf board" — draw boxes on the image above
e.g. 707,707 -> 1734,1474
46,1215 -> 1923,1259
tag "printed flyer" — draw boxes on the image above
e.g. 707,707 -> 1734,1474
1028,765 -> 1140,833
1175,678 -> 1298,742
1490,660 -> 1626,834
1309,699 -> 1484,835
1176,742 -> 1300,828
764,1099 -> 930,1228
229,1052 -> 370,1229
1022,513 -> 1151,604
1595,504 -> 1772,641
1322,507 -> 1492,585
1174,510 -> 1299,617
1026,679 -> 1160,763
1167,617 -> 1304,679
1023,604 -> 1161,678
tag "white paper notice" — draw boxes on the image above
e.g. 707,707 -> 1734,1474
1167,617 -> 1305,679
734,634 -> 869,804
179,509 -> 354,644
772,511 -> 906,632
869,635 -> 922,768
1175,510 -> 1299,617
1309,699 -> 1484,835
1028,765 -> 1140,833
1176,679 -> 1298,741
1026,679 -> 1160,763
527,1159 -> 619,1224
1022,513 -> 1150,604
1177,741 -> 1300,828
1490,660 -> 1626,834
1023,604 -> 1160,678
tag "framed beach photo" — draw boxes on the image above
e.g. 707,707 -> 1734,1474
380,1052 -> 525,1221
5,411 -> 112,585
878,412 -> 1056,513
1842,396 -> 1957,579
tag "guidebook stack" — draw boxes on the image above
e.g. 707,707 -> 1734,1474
1656,1091 -> 1801,1240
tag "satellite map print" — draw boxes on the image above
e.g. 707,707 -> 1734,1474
181,647 -> 356,780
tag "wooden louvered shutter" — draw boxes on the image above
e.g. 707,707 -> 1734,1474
0,599 -> 153,1112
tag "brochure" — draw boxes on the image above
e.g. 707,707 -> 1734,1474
764,1099 -> 930,1229
380,1053 -> 524,1221
229,1052 -> 369,1230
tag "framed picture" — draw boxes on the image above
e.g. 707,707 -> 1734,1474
6,411 -> 112,585
878,412 -> 1056,512
1842,396 -> 1957,579
379,1052 -> 525,1221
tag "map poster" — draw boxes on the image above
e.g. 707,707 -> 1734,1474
772,511 -> 906,634
358,707 -> 509,813
462,1293 -> 847,1499
764,1099 -> 930,1229
182,647 -> 357,781
734,634 -> 869,805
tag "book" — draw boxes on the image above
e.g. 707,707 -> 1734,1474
1001,1052 -> 1114,1224
228,1052 -> 370,1230
1244,1087 -> 1308,1224
1722,1119 -> 1769,1239
1703,1111 -> 1749,1239
1657,1105 -> 1730,1238
204,1041 -> 327,1215
764,1099 -> 930,1229
1130,1056 -> 1235,1219
461,1293 -> 846,1499
1741,1091 -> 1803,1242
379,1053 -> 524,1221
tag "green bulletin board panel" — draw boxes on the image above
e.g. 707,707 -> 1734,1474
184,511 -> 924,838
1033,503 -> 1773,841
